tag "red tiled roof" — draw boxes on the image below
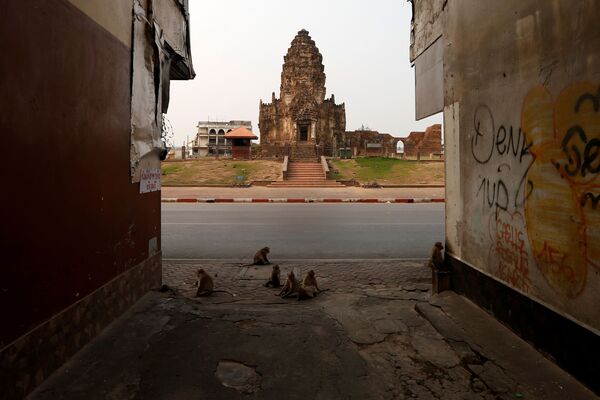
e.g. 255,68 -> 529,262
224,127 -> 258,139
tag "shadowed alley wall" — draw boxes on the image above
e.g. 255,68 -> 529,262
0,1 -> 193,398
411,0 -> 600,392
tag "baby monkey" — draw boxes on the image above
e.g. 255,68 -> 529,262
427,242 -> 445,270
241,247 -> 271,266
264,264 -> 282,288
195,269 -> 236,297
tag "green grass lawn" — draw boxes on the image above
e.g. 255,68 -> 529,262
161,160 -> 282,185
330,157 -> 444,184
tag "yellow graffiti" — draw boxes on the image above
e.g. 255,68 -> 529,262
522,83 -> 600,298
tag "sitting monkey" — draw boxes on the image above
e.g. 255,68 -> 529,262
241,247 -> 271,266
195,269 -> 236,297
427,242 -> 445,270
302,270 -> 320,293
278,271 -> 300,298
265,264 -> 282,288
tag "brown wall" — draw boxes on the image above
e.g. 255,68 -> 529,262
232,146 -> 251,160
0,0 -> 160,349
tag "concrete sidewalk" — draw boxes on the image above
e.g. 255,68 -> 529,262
29,261 -> 595,400
162,186 -> 445,202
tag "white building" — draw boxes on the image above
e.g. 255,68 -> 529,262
190,120 -> 253,157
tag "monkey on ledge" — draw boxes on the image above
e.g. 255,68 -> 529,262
427,242 -> 446,271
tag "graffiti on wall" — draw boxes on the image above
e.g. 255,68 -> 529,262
523,83 -> 599,298
472,82 -> 599,298
487,211 -> 532,293
471,103 -> 536,293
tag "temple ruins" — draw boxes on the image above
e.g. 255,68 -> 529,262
259,29 -> 346,159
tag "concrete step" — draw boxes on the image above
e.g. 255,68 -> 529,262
286,178 -> 327,181
268,184 -> 344,188
287,174 -> 326,177
285,173 -> 326,176
281,160 -> 337,186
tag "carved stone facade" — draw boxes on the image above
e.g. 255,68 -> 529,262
342,130 -> 400,157
259,30 -> 346,156
400,124 -> 442,157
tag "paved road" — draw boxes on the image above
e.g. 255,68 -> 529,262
161,203 -> 444,260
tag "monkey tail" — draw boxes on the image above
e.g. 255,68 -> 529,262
239,263 -> 254,267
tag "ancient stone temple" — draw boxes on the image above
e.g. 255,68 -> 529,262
400,124 -> 442,158
259,29 -> 346,158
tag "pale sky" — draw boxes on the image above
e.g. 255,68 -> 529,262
166,0 -> 443,146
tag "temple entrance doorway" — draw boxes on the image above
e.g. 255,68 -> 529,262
298,123 -> 309,141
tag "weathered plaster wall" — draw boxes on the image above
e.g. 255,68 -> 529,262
409,0 -> 445,61
444,0 -> 600,333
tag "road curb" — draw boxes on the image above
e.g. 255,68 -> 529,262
162,197 -> 445,204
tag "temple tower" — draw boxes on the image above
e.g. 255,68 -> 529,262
259,29 -> 346,156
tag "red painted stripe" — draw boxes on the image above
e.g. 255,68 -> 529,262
323,199 -> 343,202
176,198 -> 197,203
215,198 -> 234,203
252,198 -> 269,203
358,199 -> 378,203
286,198 -> 306,203
432,198 -> 445,203
394,198 -> 414,203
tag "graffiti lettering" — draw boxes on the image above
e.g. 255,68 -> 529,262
488,211 -> 531,293
536,241 -> 576,285
472,105 -> 495,164
559,127 -> 600,178
581,192 -> 600,209
477,177 -> 508,216
575,86 -> 600,113
472,105 -> 532,165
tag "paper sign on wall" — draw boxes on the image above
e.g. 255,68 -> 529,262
140,168 -> 161,193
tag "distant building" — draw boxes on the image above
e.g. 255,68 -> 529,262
342,130 -> 400,157
225,127 -> 259,160
399,124 -> 442,157
191,120 -> 253,157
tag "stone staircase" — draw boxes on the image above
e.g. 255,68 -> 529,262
268,161 -> 344,188
290,143 -> 318,162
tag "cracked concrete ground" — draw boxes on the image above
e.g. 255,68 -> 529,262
29,261 -> 596,400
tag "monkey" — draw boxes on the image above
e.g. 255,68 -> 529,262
195,269 -> 236,297
297,270 -> 330,300
427,242 -> 445,270
297,284 -> 318,301
302,270 -> 320,293
278,270 -> 300,298
264,264 -> 282,288
240,247 -> 271,267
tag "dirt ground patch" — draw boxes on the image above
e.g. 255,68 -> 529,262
330,158 -> 444,184
161,160 -> 282,185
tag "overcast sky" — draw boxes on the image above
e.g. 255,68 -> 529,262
166,0 -> 443,146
